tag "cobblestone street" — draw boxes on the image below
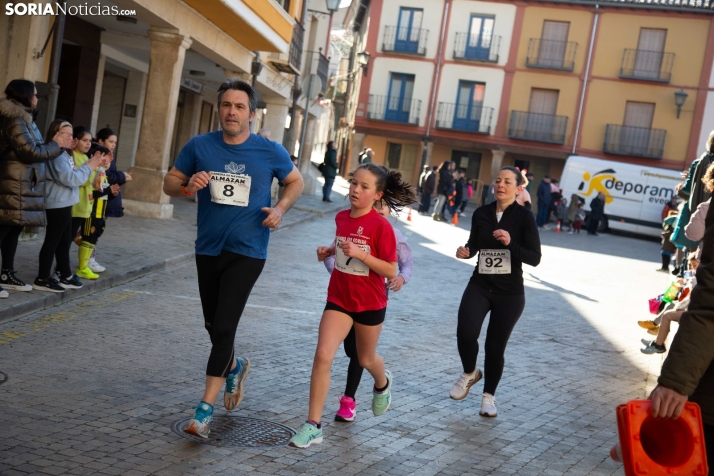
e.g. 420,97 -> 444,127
0,207 -> 671,475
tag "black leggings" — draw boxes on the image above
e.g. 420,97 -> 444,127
343,327 -> 362,399
38,207 -> 74,279
0,225 -> 22,271
456,282 -> 525,395
196,250 -> 265,378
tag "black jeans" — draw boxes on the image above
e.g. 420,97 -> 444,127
196,250 -> 265,377
587,217 -> 600,235
323,177 -> 335,200
457,282 -> 526,395
38,207 -> 74,279
0,225 -> 22,271
420,192 -> 431,214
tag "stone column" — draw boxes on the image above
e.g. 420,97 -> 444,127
122,27 -> 192,219
299,115 -> 319,196
491,150 -> 505,181
90,54 -> 106,133
0,15 -> 50,86
262,99 -> 290,146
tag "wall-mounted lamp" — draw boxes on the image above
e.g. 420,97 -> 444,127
674,89 -> 688,119
357,51 -> 370,75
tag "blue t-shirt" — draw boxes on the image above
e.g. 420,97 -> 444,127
174,131 -> 294,259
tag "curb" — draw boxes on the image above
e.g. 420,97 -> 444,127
0,202 -> 345,326
0,251 -> 195,326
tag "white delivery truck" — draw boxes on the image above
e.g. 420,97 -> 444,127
559,155 -> 682,237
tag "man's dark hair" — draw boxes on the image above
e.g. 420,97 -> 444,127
4,79 -> 36,109
217,78 -> 257,114
432,165 -> 438,171
543,174 -> 551,179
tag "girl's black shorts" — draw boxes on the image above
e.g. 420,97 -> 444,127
324,301 -> 386,326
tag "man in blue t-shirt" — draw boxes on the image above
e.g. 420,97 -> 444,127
163,79 -> 304,438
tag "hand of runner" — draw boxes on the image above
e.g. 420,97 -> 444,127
187,171 -> 211,193
339,240 -> 363,259
316,246 -> 334,262
456,246 -> 470,259
261,207 -> 283,228
387,275 -> 405,291
649,384 -> 688,419
493,230 -> 511,246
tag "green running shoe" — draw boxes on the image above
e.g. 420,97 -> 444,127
372,369 -> 393,416
183,401 -> 213,439
288,422 -> 323,449
224,357 -> 250,411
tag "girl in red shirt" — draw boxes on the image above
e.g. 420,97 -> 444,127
289,163 -> 416,448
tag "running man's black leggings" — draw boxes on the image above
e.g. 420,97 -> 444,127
196,250 -> 265,378
457,282 -> 525,395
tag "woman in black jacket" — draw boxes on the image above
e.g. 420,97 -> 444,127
433,161 -> 454,222
0,79 -> 70,296
449,166 -> 542,417
321,140 -> 338,202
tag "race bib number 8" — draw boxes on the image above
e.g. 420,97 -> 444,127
478,249 -> 511,274
334,238 -> 370,276
209,172 -> 251,206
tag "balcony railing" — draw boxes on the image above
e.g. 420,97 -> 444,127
453,32 -> 500,63
289,22 -> 304,73
508,111 -> 568,144
435,102 -> 494,134
367,94 -> 421,125
604,124 -> 666,159
525,38 -> 578,71
620,49 -> 675,82
382,25 -> 429,56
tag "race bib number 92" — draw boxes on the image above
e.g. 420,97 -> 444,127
209,172 -> 251,206
478,249 -> 511,274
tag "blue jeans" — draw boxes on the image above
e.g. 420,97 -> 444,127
536,203 -> 550,227
322,177 -> 335,200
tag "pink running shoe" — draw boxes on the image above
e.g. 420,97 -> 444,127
335,394 -> 356,422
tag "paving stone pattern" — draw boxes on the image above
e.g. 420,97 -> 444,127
0,205 -> 672,475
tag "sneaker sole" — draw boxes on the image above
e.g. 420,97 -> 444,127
32,285 -> 64,293
224,359 -> 251,411
89,268 -> 105,273
479,411 -> 497,417
1,284 -> 32,291
59,283 -> 83,289
183,424 -> 209,439
288,436 -> 323,448
450,369 -> 482,401
334,412 -> 355,422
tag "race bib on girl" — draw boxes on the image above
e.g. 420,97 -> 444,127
478,249 -> 511,274
209,172 -> 251,206
334,238 -> 370,276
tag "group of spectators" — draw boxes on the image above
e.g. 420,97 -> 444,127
416,162 -> 473,223
0,78 -> 129,298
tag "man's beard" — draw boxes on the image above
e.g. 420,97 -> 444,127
222,119 -> 246,137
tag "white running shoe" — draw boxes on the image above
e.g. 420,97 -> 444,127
88,257 -> 105,273
449,369 -> 482,400
480,393 -> 497,417
0,287 -> 8,298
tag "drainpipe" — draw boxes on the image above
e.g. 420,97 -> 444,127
572,3 -> 599,155
285,0 -> 310,153
421,0 -> 450,170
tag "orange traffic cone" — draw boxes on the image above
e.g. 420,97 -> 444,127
555,221 -> 561,233
407,207 -> 412,221
610,400 -> 708,475
451,213 -> 459,226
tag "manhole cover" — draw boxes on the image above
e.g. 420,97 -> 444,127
0,371 -> 6,385
172,416 -> 296,447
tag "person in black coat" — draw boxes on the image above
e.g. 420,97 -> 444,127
0,79 -> 70,295
321,141 -> 338,202
434,161 -> 455,221
587,192 -> 605,236
420,165 -> 437,215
